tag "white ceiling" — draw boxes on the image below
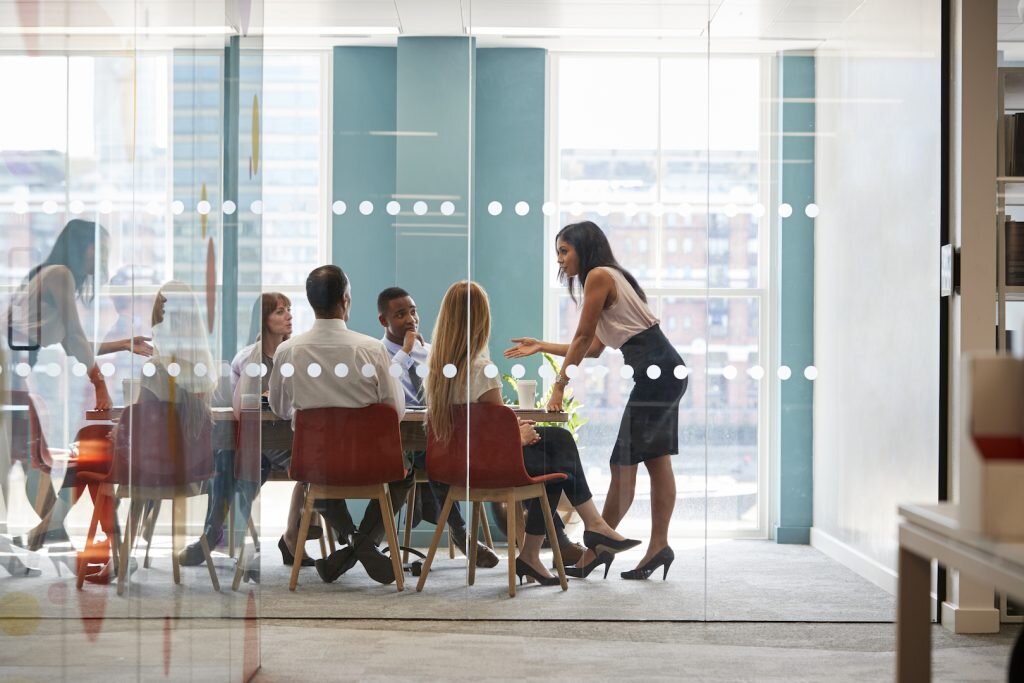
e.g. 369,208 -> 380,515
2,0 -> 1009,54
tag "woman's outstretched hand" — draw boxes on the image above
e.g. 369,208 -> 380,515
546,384 -> 564,413
504,337 -> 542,358
125,336 -> 153,357
94,381 -> 112,411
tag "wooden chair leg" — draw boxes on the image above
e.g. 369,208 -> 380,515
171,496 -> 185,585
117,498 -> 141,597
76,499 -> 103,590
199,532 -> 220,591
403,481 -> 417,564
231,541 -> 250,592
467,502 -> 481,586
289,491 -> 316,591
379,484 -> 404,592
506,493 -> 518,598
325,517 -> 337,554
228,493 -> 236,560
480,502 -> 494,548
415,491 -> 455,592
248,515 -> 259,554
448,522 -> 456,559
515,501 -> 526,552
539,492 -> 568,591
143,500 -> 161,569
318,530 -> 328,560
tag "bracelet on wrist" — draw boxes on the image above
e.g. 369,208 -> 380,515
554,375 -> 569,387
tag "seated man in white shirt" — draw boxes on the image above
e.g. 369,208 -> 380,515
269,265 -> 411,585
377,286 -> 498,568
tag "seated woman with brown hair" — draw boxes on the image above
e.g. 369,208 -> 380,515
425,281 -> 639,585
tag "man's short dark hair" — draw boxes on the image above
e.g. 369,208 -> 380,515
306,265 -> 349,315
377,286 -> 410,315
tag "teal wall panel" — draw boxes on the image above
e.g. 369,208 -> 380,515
776,53 -> 815,545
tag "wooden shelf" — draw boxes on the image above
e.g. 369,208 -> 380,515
997,176 -> 1024,184
1005,286 -> 1024,302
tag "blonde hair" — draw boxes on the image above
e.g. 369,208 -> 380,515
426,281 -> 491,443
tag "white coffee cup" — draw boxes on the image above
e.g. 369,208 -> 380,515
516,379 -> 537,409
240,393 -> 261,411
122,378 -> 141,404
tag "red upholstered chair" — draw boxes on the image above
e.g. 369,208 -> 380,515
108,395 -> 218,595
287,404 -> 408,592
415,404 -> 568,598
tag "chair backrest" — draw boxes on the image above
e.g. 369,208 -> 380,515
72,424 -> 115,478
111,396 -> 213,487
289,404 -> 407,487
5,390 -> 48,471
426,403 -> 537,489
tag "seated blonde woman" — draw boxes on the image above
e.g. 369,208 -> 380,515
425,281 -> 639,584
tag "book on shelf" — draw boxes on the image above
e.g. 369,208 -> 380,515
1006,220 -> 1024,287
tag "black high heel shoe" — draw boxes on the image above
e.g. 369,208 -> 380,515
620,546 -> 674,580
564,551 -> 614,579
515,558 -> 561,586
582,530 -> 642,555
278,536 -> 314,567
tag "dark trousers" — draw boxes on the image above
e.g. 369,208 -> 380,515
410,451 -> 467,532
202,448 -> 288,548
522,427 -> 593,536
315,471 -> 414,551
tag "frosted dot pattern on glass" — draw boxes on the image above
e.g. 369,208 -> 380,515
245,363 -> 260,378
307,362 -> 322,378
386,201 -> 400,216
142,363 -> 156,377
804,365 -> 819,380
442,363 -> 457,378
280,362 -> 295,378
483,363 -> 499,378
777,365 -> 792,380
510,364 -> 525,379
359,201 -> 373,215
440,201 -> 455,216
100,363 -> 115,377
167,362 -> 181,377
334,363 -> 349,377
222,200 -> 237,215
413,201 -> 428,215
488,201 -> 502,216
779,203 -> 793,218
332,200 -> 347,215
646,364 -> 662,379
514,201 -> 529,216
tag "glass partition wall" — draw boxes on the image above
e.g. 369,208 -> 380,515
1,0 -> 948,675
0,1 -> 263,677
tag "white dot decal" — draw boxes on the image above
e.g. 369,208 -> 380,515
565,364 -> 580,379
361,363 -> 376,378
98,199 -> 113,214
541,202 -> 555,216
620,365 -> 635,379
538,364 -> 555,381
440,201 -> 455,216
646,364 -> 662,379
389,363 -> 403,378
805,203 -> 820,218
42,200 -> 58,215
804,365 -> 819,380
100,363 -> 116,378
484,363 -> 499,378
488,201 -> 502,216
69,200 -> 84,215
220,362 -> 233,377
260,363 -> 268,377
72,362 -> 87,377
515,201 -> 529,216
334,363 -> 349,377
171,200 -> 185,215
307,362 -> 322,378
748,365 -> 765,380
722,365 -> 737,380
724,204 -> 738,218
46,363 -> 61,377
674,365 -> 690,380
250,200 -> 263,215
142,363 -> 156,377
652,203 -> 665,217
442,363 -> 457,379
222,200 -> 237,215
569,202 -> 583,216
332,200 -> 347,215
413,201 -> 428,215
779,203 -> 793,218
15,363 -> 31,377
245,362 -> 260,378
511,363 -> 525,379
778,365 -> 792,380
146,201 -> 161,216
280,362 -> 295,378
752,203 -> 765,218
624,203 -> 639,217
597,203 -> 610,217
13,200 -> 28,215
167,362 -> 181,377
194,362 -> 208,377
197,200 -> 211,215
359,201 -> 373,215
415,363 -> 428,379
386,200 -> 401,216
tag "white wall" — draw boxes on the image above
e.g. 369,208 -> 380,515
811,0 -> 941,591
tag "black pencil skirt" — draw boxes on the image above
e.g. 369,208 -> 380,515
609,324 -> 687,466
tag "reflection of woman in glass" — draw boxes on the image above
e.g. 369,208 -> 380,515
4,219 -> 150,550
505,221 -> 687,580
428,281 -> 638,585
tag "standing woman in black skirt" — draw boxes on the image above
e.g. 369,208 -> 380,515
505,221 -> 687,580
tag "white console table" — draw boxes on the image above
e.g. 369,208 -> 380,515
897,503 -> 1024,681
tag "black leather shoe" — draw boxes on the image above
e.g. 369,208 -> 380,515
355,543 -> 395,585
314,547 -> 356,583
178,540 -> 207,567
450,526 -> 500,569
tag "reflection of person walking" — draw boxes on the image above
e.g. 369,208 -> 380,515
505,221 -> 687,580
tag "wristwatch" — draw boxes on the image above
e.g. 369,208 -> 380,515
554,374 -> 569,387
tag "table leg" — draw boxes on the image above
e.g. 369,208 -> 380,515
896,546 -> 931,682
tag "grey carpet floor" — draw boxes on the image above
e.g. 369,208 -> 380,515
0,538 -> 893,622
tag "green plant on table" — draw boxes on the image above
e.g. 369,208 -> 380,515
502,353 -> 588,442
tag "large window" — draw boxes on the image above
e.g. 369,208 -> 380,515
549,54 -> 768,535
